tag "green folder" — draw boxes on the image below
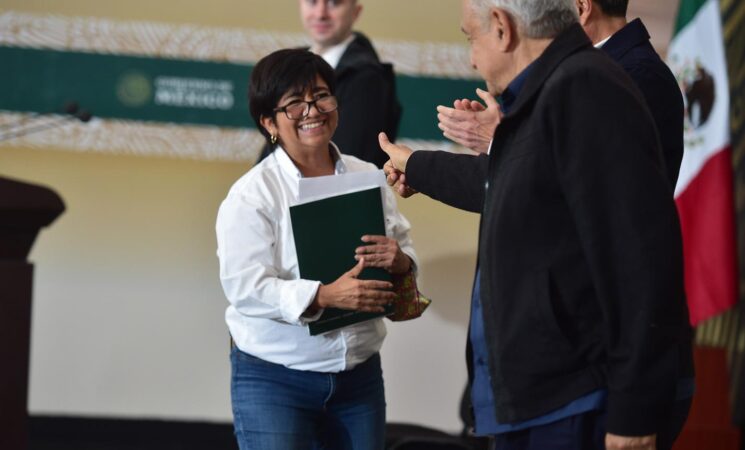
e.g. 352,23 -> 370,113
290,187 -> 393,335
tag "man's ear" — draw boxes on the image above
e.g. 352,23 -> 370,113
260,115 -> 277,139
491,8 -> 515,52
576,0 -> 593,26
353,3 -> 363,22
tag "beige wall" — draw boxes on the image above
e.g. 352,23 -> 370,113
2,148 -> 248,419
0,0 -> 680,49
0,0 -> 466,43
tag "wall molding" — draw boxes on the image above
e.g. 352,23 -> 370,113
1,11 -> 475,161
0,11 -> 477,79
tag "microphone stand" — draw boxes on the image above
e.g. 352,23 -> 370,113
0,102 -> 92,142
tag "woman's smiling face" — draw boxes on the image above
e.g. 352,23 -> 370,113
263,75 -> 339,157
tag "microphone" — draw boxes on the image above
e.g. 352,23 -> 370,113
0,102 -> 93,142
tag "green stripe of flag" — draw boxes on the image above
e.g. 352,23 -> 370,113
674,0 -> 711,35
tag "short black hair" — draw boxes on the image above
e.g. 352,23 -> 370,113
593,0 -> 628,17
248,48 -> 336,144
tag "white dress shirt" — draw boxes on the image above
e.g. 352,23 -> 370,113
314,33 -> 356,69
216,143 -> 416,372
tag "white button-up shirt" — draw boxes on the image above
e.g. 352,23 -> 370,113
216,144 -> 416,372
314,33 -> 356,69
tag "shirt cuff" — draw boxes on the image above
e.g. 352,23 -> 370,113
300,308 -> 324,324
278,279 -> 322,325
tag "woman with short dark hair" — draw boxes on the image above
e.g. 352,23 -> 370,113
216,48 -> 417,450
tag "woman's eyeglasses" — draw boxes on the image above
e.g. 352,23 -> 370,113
274,95 -> 338,120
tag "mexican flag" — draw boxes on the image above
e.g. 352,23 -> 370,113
667,0 -> 737,325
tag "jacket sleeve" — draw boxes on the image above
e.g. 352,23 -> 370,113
624,62 -> 685,190
405,150 -> 488,213
333,65 -> 394,169
550,68 -> 689,436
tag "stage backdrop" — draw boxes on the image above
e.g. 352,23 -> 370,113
0,0 -> 689,434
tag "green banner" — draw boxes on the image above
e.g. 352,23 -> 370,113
0,46 -> 483,141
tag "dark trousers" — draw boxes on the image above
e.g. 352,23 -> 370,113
489,398 -> 692,450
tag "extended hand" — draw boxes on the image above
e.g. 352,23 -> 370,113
605,433 -> 656,450
379,132 -> 413,173
437,88 -> 502,153
383,160 -> 417,198
355,235 -> 411,274
314,258 -> 395,313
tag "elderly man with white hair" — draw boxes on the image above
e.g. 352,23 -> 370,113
380,1 -> 693,449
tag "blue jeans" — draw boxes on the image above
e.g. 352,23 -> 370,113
230,348 -> 386,450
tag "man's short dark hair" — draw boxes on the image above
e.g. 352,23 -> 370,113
593,0 -> 628,17
248,48 -> 336,143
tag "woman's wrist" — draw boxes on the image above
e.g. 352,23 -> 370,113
303,285 -> 327,317
392,253 -> 412,274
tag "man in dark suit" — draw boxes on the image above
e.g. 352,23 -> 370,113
582,0 -> 684,188
436,0 -> 684,190
380,0 -> 693,449
257,0 -> 401,168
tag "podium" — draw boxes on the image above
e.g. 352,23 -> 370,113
0,176 -> 65,450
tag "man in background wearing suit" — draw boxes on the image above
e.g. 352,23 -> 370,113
436,0 -> 684,189
381,0 -> 693,449
580,0 -> 684,187
257,0 -> 401,168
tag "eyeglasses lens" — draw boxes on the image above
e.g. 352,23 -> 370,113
285,97 -> 337,119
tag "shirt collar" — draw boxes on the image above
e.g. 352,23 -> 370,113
600,19 -> 650,62
273,141 -> 348,179
314,34 -> 356,69
595,35 -> 612,48
499,60 -> 536,115
492,24 -> 592,119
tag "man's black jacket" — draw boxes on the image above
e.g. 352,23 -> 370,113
333,32 -> 401,168
604,18 -> 684,188
406,24 -> 693,436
